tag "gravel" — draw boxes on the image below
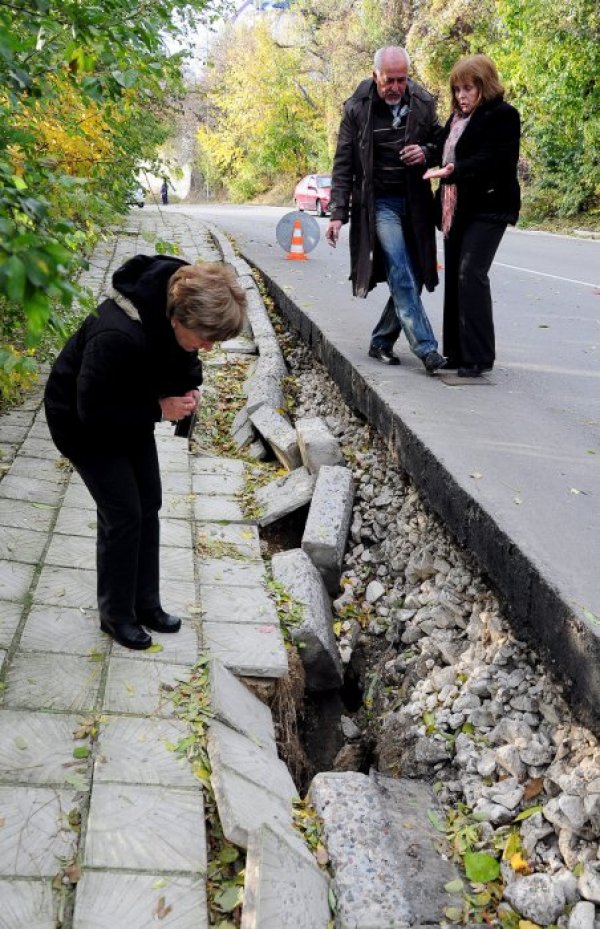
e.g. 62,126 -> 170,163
275,324 -> 600,928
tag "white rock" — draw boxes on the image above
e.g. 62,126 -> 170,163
568,901 -> 596,929
365,580 -> 385,604
579,864 -> 600,904
503,873 -> 566,925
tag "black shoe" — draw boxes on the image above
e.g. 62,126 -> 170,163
137,607 -> 182,634
100,617 -> 152,650
457,365 -> 491,378
368,345 -> 400,365
423,351 -> 447,374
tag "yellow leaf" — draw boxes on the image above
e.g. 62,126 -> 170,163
511,852 -> 531,873
518,921 -> 541,929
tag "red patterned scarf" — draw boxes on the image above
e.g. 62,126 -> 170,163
441,112 -> 471,236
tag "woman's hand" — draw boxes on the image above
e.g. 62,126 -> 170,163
159,393 -> 198,421
423,163 -> 455,180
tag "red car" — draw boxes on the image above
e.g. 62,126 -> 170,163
293,174 -> 332,217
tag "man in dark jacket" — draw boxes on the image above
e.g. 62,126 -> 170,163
326,46 -> 446,373
45,255 -> 247,649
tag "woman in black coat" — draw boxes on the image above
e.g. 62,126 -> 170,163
44,255 -> 247,649
424,55 -> 520,376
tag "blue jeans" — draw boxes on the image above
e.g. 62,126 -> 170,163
370,196 -> 438,359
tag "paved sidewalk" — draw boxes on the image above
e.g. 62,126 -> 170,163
0,213 -> 289,927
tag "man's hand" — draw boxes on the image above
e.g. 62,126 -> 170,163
159,392 -> 198,422
400,144 -> 426,167
326,220 -> 342,247
422,163 -> 454,180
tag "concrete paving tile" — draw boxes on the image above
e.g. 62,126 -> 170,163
44,534 -> 95,571
0,425 -> 29,443
159,546 -> 195,582
103,657 -> 187,717
61,482 -> 95,510
0,560 -> 35,601
202,622 -> 288,679
161,471 -> 193,495
9,456 -> 67,482
10,438 -> 61,461
0,880 -> 56,928
0,410 -> 34,429
27,420 -> 53,440
207,720 -> 297,803
155,451 -> 191,474
0,475 -> 63,506
161,517 -> 193,548
0,525 -> 48,565
193,495 -> 249,523
111,621 -> 199,666
209,659 -> 276,752
0,710 -> 85,786
85,783 -> 206,872
0,599 -> 22,647
196,522 -> 261,559
0,442 -> 18,462
191,456 -> 245,476
20,606 -> 106,656
73,872 -> 208,929
162,493 -> 193,520
0,786 -> 79,876
94,716 -> 197,787
198,558 -> 265,588
0,498 -> 55,532
242,825 -> 330,929
200,585 -> 278,625
159,579 -> 198,619
191,471 -> 244,495
53,506 -> 97,538
33,565 -> 97,609
4,651 -> 102,712
211,765 -> 292,849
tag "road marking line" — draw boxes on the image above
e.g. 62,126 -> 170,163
495,262 -> 598,288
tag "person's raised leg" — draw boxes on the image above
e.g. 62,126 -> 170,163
374,197 -> 444,373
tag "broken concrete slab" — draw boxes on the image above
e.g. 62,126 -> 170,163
246,374 -> 285,417
302,465 -> 354,594
249,407 -> 301,471
308,771 -> 458,929
271,549 -> 343,691
203,621 -> 288,679
210,764 -> 292,850
222,336 -> 257,354
255,467 -> 316,527
246,437 -> 269,461
208,659 -> 276,753
200,585 -> 278,625
207,720 -> 297,803
242,825 -> 330,929
296,417 -> 345,473
73,873 -> 208,929
231,406 -> 255,450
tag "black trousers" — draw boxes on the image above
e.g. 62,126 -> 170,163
443,219 -> 507,368
71,436 -> 162,624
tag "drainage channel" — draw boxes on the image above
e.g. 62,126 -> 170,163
212,251 -> 600,929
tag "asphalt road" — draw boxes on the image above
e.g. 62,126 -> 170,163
162,203 -> 600,707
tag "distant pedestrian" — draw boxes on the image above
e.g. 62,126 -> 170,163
44,256 -> 247,650
161,179 -> 169,205
423,54 -> 521,377
325,46 -> 446,375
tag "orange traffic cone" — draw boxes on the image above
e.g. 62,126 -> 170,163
286,219 -> 308,261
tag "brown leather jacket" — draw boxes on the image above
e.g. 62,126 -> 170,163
330,78 -> 444,296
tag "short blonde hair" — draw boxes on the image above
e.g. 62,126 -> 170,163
449,54 -> 504,112
167,262 -> 247,342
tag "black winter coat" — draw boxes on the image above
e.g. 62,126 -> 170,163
44,255 -> 203,458
437,97 -> 521,228
329,78 -> 444,297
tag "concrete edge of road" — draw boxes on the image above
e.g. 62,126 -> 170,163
241,256 -> 600,735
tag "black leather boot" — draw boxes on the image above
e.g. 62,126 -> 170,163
100,617 -> 152,650
136,607 -> 182,633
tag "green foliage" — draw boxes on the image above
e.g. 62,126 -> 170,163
0,0 -> 219,368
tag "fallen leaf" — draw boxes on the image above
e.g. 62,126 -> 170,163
510,851 -> 531,874
153,895 -> 173,920
518,921 -> 541,929
470,471 -> 483,479
513,495 -> 523,505
147,643 -> 164,653
63,863 -> 82,883
523,778 -> 544,801
315,843 -> 329,866
14,736 -> 28,750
